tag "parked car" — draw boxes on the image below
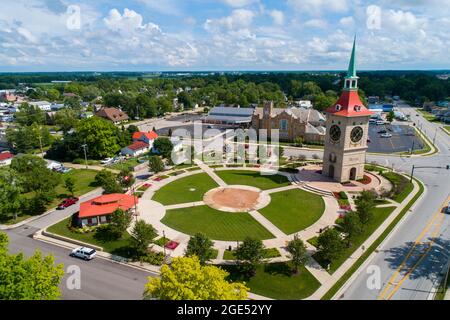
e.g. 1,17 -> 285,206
446,201 -> 450,214
378,129 -> 387,134
381,133 -> 393,138
101,158 -> 113,165
57,197 -> 79,210
70,247 -> 97,261
376,120 -> 385,125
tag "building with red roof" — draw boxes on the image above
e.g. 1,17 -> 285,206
121,130 -> 158,157
0,152 -> 13,167
322,37 -> 373,183
78,193 -> 138,226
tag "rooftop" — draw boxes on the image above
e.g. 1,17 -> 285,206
79,193 -> 137,218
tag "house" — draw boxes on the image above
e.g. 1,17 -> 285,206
132,131 -> 158,147
0,91 -> 18,103
0,152 -> 14,166
121,141 -> 150,157
29,101 -> 52,111
78,193 -> 138,227
293,100 -> 312,108
51,103 -> 65,111
95,107 -> 129,124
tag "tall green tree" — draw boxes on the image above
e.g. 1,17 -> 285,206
153,137 -> 173,159
130,220 -> 157,257
286,234 -> 309,274
316,228 -> 344,266
185,233 -> 214,265
64,176 -> 75,196
148,156 -> 164,173
0,232 -> 64,300
0,169 -> 23,221
94,170 -> 122,194
355,190 -> 376,224
76,117 -> 121,159
109,208 -> 132,239
235,237 -> 265,276
15,103 -> 45,126
340,211 -> 363,246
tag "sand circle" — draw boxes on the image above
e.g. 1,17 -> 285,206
203,185 -> 271,213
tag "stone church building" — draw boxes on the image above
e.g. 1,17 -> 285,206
251,102 -> 326,143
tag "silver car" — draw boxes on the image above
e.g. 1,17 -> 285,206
70,247 -> 97,261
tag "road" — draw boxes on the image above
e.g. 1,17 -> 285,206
337,102 -> 450,300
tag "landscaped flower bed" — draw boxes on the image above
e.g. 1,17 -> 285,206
165,241 -> 179,250
358,175 -> 372,185
333,192 -> 351,211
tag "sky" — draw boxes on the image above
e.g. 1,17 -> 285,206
0,0 -> 449,72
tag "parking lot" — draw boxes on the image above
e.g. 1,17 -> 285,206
367,124 -> 424,153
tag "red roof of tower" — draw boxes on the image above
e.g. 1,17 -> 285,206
325,90 -> 373,117
79,193 -> 137,218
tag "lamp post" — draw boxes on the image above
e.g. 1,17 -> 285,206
81,144 -> 88,169
162,230 -> 167,257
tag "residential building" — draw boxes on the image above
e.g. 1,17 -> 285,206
0,151 -> 13,166
78,193 -> 138,226
29,101 -> 52,111
293,100 -> 313,108
95,107 -> 129,124
121,141 -> 150,157
132,131 -> 158,146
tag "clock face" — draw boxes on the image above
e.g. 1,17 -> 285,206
351,126 -> 364,143
329,125 -> 341,142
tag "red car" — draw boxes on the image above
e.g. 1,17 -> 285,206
57,197 -> 79,210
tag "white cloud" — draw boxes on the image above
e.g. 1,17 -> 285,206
104,8 -> 161,34
287,0 -> 348,16
383,10 -> 425,33
339,16 -> 354,27
221,0 -> 259,7
304,19 -> 328,28
204,9 -> 255,32
269,10 -> 284,25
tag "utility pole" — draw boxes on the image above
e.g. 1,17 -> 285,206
81,144 -> 88,169
410,165 -> 415,182
433,127 -> 438,146
410,139 -> 415,155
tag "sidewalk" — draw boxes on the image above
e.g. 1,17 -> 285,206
193,159 -> 227,187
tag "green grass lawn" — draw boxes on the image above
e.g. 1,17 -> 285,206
152,173 -> 218,205
259,189 -> 325,234
382,172 -> 414,203
161,205 -> 274,241
444,126 -> 450,136
222,263 -> 321,300
47,217 -> 133,255
216,170 -> 290,190
110,158 -> 140,171
223,248 -> 281,260
315,206 -> 397,273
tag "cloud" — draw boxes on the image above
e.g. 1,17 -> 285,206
204,9 -> 255,32
304,19 -> 328,28
221,0 -> 259,7
269,10 -> 284,25
287,0 -> 348,16
339,16 -> 354,27
104,8 -> 161,34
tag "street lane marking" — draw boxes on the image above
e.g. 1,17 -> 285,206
377,195 -> 449,300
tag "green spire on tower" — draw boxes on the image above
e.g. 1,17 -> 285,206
347,36 -> 357,78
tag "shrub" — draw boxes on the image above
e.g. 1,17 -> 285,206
339,191 -> 348,200
139,251 -> 165,266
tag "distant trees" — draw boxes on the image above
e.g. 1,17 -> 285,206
94,170 -> 122,194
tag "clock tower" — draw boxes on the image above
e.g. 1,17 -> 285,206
322,38 -> 373,183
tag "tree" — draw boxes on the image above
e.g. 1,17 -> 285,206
286,234 -> 309,274
0,169 -> 23,221
355,190 -> 376,224
94,170 -> 122,194
387,110 -> 395,123
294,136 -> 303,147
234,237 -> 265,276
76,117 -> 121,159
64,176 -> 75,196
109,208 -> 132,239
15,103 -> 45,126
340,211 -> 363,246
0,232 -> 64,300
316,228 -> 344,265
130,220 -> 157,257
148,155 -> 164,173
185,233 -> 214,265
55,108 -> 80,134
153,137 -> 173,159
143,256 -> 248,300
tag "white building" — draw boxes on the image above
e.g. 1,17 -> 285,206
293,100 -> 313,108
29,101 -> 52,111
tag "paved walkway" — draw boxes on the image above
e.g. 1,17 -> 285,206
193,159 -> 227,187
248,210 -> 286,238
